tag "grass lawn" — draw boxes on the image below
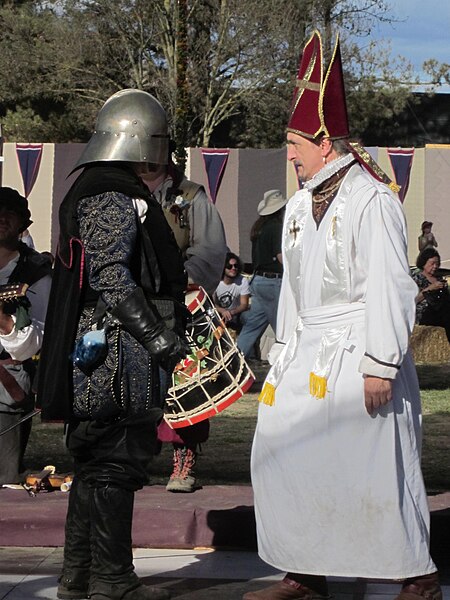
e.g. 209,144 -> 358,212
23,363 -> 450,493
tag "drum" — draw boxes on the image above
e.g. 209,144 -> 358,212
164,287 -> 255,428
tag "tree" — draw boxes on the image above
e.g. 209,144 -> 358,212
422,59 -> 450,90
0,0 -> 446,148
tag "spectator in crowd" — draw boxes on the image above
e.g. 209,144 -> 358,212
214,252 -> 250,334
137,119 -> 227,495
244,31 -> 441,600
0,187 -> 52,485
37,89 -> 189,600
418,221 -> 438,253
412,247 -> 450,343
237,190 -> 287,359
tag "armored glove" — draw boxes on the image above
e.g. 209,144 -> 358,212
110,287 -> 189,371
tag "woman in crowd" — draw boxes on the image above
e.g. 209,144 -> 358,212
412,247 -> 450,343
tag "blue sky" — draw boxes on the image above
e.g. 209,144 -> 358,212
369,0 -> 450,90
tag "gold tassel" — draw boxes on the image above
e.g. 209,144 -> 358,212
309,372 -> 327,399
388,181 -> 401,194
258,382 -> 276,406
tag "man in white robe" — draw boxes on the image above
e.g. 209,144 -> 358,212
244,31 -> 441,600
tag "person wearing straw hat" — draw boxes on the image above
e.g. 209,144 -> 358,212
236,189 -> 287,359
244,31 -> 441,600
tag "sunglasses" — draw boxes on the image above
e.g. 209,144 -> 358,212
226,263 -> 239,270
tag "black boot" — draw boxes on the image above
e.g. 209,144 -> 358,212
89,485 -> 170,600
57,477 -> 91,600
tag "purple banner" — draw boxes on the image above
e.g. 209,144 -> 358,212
16,143 -> 43,197
387,148 -> 414,203
201,149 -> 230,204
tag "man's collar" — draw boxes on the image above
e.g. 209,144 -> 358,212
304,153 -> 355,192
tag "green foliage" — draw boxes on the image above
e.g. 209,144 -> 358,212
2,108 -> 49,143
344,39 -> 417,142
422,390 -> 450,492
0,0 -> 448,146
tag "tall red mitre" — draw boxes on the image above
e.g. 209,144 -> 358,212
287,31 -> 349,140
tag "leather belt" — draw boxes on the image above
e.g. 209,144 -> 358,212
255,271 -> 282,279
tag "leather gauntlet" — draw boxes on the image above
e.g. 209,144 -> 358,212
110,287 -> 189,371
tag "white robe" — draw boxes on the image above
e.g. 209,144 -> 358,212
251,163 -> 436,579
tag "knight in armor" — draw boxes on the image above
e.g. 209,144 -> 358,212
37,89 -> 190,600
136,120 -> 227,493
0,188 -> 52,485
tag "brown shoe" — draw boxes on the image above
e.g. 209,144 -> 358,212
166,447 -> 197,493
395,572 -> 442,600
243,577 -> 329,600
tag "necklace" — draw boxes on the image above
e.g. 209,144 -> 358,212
312,179 -> 343,204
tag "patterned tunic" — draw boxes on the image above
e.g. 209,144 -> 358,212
73,192 -> 157,421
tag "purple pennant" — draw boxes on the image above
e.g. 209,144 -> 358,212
387,148 -> 414,203
201,149 -> 230,204
16,143 -> 43,198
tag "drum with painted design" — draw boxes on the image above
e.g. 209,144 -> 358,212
164,287 -> 254,428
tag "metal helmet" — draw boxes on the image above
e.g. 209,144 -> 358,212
74,89 -> 169,170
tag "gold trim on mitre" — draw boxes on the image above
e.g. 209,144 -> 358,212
318,34 -> 341,139
295,80 -> 321,92
287,30 -> 323,139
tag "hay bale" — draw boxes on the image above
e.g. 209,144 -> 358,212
410,325 -> 450,363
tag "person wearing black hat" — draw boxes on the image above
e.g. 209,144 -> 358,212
418,221 -> 438,253
0,187 -> 52,485
245,31 -> 441,600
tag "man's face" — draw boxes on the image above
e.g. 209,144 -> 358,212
286,132 -> 324,182
0,208 -> 23,245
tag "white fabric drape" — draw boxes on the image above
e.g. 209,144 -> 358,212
252,164 -> 435,579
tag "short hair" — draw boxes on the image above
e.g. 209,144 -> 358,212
416,247 -> 440,270
331,138 -> 351,156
